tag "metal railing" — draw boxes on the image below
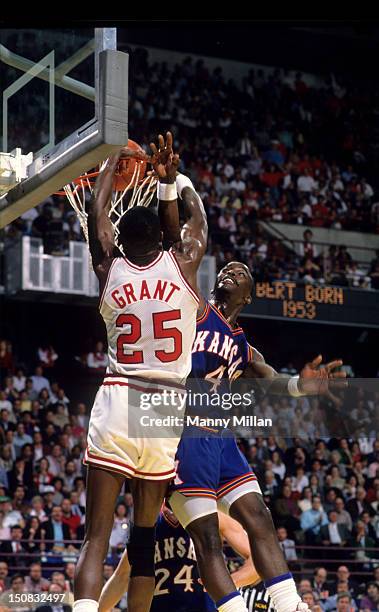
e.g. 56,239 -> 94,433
1,540 -> 377,578
3,236 -> 217,300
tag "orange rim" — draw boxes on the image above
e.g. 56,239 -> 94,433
54,167 -> 153,197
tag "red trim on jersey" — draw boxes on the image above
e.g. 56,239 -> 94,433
103,373 -> 185,390
196,302 -> 210,324
168,250 -> 200,304
209,302 -> 245,336
248,344 -> 255,363
175,487 -> 217,499
102,380 -> 186,396
123,251 -> 163,271
161,507 -> 180,528
232,328 -> 244,336
217,476 -> 258,499
99,258 -> 117,311
216,472 -> 257,498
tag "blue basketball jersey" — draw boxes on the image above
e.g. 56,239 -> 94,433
151,511 -> 207,612
191,301 -> 253,384
172,300 -> 259,499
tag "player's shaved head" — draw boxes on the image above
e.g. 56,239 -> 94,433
213,261 -> 254,306
118,207 -> 161,255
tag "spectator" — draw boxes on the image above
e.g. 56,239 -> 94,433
64,562 -> 76,592
0,560 -> 10,591
29,495 -> 48,523
312,567 -> 332,601
331,566 -> 359,599
86,342 -> 108,372
335,497 -> 353,533
34,458 -> 54,494
35,582 -> 72,612
346,486 -> 374,521
324,583 -> 357,612
0,525 -> 29,569
61,498 -> 81,539
271,450 -> 286,481
297,168 -> 317,193
277,526 -> 298,561
12,424 -> 33,457
359,583 -> 379,611
319,510 -> 349,549
43,506 -> 71,553
24,562 -> 50,593
12,368 -> 26,393
23,516 -> 43,554
0,574 -> 29,612
299,229 -> 319,259
349,520 -> 376,564
109,502 -> 130,552
300,495 -> 328,543
0,340 -> 14,379
30,366 -> 51,395
274,484 -> 301,532
336,593 -> 354,612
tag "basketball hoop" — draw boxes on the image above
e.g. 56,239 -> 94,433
58,140 -> 158,253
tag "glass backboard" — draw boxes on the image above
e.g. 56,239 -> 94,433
0,28 -> 129,228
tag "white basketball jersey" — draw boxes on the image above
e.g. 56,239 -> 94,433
100,251 -> 198,383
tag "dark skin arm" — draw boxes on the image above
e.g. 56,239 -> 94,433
151,133 -> 208,309
150,132 -> 182,246
243,350 -> 346,395
87,147 -> 149,290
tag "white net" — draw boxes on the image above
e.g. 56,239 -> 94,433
63,160 -> 158,254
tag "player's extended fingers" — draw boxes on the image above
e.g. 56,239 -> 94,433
158,134 -> 165,151
325,359 -> 343,372
329,371 -> 347,378
166,131 -> 173,151
150,142 -> 158,157
308,354 -> 323,369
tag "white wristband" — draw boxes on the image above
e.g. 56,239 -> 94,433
287,375 -> 304,397
175,173 -> 195,198
158,182 -> 177,201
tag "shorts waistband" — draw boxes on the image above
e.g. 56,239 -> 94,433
102,373 -> 186,391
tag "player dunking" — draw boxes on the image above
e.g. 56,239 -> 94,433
73,135 -> 207,612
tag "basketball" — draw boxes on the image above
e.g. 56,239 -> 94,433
113,139 -> 147,191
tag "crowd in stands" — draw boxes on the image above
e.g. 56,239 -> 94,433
2,43 -> 379,292
0,339 -> 378,609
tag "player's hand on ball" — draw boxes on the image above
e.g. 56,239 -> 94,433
298,354 -> 347,395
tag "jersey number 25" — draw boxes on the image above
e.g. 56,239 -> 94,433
116,310 -> 182,364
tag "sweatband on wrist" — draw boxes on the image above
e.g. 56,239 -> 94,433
176,173 -> 195,198
287,375 -> 305,397
158,182 -> 177,201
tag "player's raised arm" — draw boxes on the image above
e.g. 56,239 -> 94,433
150,132 -> 207,270
177,175 -> 208,270
87,147 -> 149,276
150,132 -> 182,247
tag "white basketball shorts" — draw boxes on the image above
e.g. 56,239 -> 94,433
84,374 -> 185,480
